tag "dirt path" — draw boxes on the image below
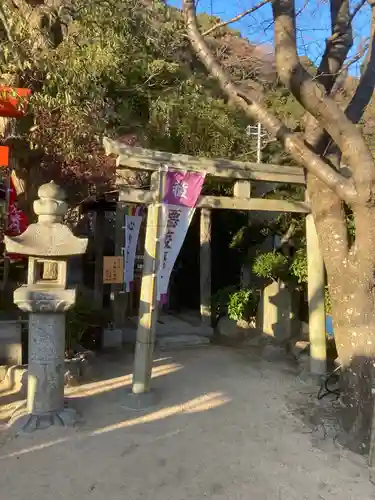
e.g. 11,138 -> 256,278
0,346 -> 374,499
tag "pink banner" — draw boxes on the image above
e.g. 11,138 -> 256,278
158,169 -> 205,299
163,170 -> 205,207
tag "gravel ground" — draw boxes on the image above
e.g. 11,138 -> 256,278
0,345 -> 374,500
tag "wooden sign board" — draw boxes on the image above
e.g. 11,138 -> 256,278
103,256 -> 124,284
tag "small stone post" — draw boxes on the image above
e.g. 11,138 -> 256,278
4,181 -> 88,432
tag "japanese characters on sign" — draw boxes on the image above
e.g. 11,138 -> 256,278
163,169 -> 205,207
157,169 -> 205,300
103,256 -> 124,284
124,206 -> 143,291
171,180 -> 188,200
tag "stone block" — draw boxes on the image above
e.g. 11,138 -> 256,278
217,316 -> 257,341
257,281 -> 300,343
130,315 -> 214,339
158,335 -> 210,350
0,321 -> 22,366
64,352 -> 94,386
291,340 -> 310,359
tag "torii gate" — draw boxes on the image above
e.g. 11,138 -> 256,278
104,137 -> 326,408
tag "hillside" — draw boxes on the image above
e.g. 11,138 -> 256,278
0,0 -> 374,207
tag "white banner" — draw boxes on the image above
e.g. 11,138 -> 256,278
124,214 -> 142,291
157,204 -> 195,298
157,169 -> 205,301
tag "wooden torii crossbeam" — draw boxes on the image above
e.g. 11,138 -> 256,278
104,137 -> 309,213
104,137 -> 326,407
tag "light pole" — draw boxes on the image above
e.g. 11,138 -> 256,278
246,122 -> 267,163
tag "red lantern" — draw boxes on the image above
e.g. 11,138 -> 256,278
0,146 -> 9,167
0,87 -> 31,118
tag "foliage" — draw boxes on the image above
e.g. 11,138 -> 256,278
230,221 -> 272,251
65,298 -> 110,354
325,287 -> 332,315
212,285 -> 259,321
344,205 -> 355,244
252,251 -> 289,282
289,248 -> 307,284
0,0 -> 255,207
148,81 -> 251,158
228,288 -> 259,321
212,285 -> 237,320
264,87 -> 304,131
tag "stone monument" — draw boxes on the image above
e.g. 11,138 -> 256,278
257,280 -> 300,343
4,181 -> 88,432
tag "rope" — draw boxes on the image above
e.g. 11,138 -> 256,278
317,364 -> 342,400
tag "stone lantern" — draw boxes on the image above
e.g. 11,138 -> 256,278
4,181 -> 88,432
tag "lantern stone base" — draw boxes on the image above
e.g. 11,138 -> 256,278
7,402 -> 79,434
3,181 -> 89,434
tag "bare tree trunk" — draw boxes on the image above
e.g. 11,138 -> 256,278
182,0 -> 375,453
325,205 -> 375,452
334,306 -> 375,453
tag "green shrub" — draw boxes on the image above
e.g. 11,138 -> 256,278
252,251 -> 289,281
227,288 -> 259,321
212,286 -> 237,320
289,248 -> 307,284
212,286 -> 259,322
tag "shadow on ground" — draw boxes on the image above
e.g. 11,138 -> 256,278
0,345 -> 373,500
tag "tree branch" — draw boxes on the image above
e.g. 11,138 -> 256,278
280,221 -> 296,245
345,3 -> 375,124
303,0 -> 354,264
0,3 -> 14,44
351,0 -> 367,19
202,0 -> 271,37
315,0 -> 353,92
331,39 -> 370,97
183,0 -> 357,203
273,0 -> 374,203
304,0 -> 353,155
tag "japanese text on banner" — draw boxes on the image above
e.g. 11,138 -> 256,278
124,212 -> 142,291
157,169 -> 205,300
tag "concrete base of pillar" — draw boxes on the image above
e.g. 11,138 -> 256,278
122,388 -> 160,410
7,401 -> 79,434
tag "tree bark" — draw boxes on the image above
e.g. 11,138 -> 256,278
183,0 -> 375,453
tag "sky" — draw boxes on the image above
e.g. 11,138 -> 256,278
167,0 -> 371,76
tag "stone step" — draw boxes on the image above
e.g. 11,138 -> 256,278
157,335 -> 211,350
127,314 -> 214,339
